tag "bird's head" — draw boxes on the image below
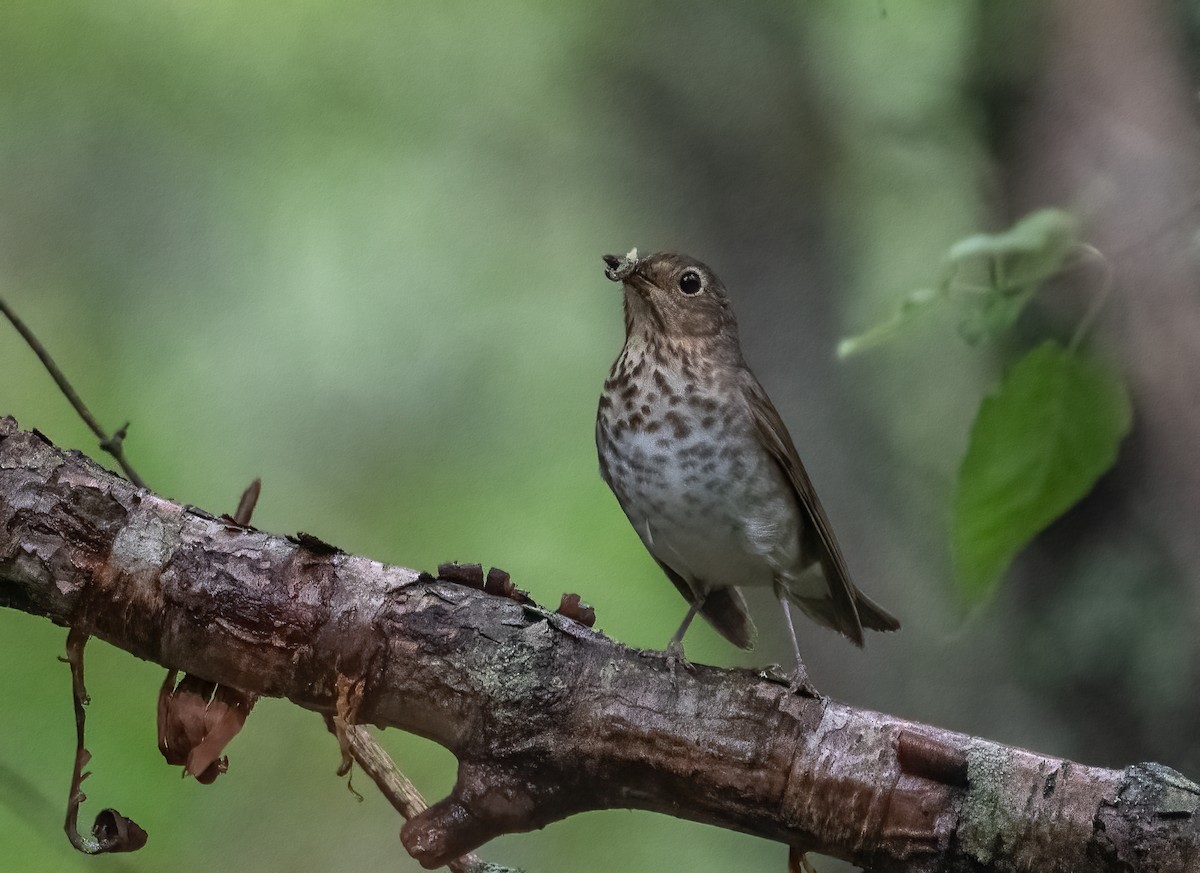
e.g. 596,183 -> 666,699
602,250 -> 738,345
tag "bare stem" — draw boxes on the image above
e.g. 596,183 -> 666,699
0,297 -> 147,488
328,678 -> 505,873
61,628 -> 147,854
1066,244 -> 1115,353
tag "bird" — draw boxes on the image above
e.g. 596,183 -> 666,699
595,249 -> 899,687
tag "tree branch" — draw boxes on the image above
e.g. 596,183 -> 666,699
1,416 -> 1197,872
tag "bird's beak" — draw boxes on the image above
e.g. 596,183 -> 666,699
602,248 -> 639,283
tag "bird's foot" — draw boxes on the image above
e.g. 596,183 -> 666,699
664,639 -> 695,682
757,662 -> 819,697
787,663 -> 820,699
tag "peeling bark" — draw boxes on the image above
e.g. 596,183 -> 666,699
1,416 -> 1197,872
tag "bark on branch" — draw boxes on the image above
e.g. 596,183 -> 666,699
1,416 -> 1197,872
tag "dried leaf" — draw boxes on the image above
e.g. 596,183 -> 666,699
91,809 -> 149,853
187,684 -> 255,781
158,673 -> 255,783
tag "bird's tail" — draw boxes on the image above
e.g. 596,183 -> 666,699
656,558 -> 758,650
786,586 -> 900,646
698,586 -> 757,650
854,590 -> 900,633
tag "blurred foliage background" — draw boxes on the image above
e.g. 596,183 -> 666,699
3,1 -> 1199,871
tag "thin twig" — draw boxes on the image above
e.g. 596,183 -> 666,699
329,678 -> 495,873
339,726 -> 491,873
1066,243 -> 1115,353
61,628 -> 147,854
62,628 -> 92,852
341,725 -> 430,823
0,297 -> 146,487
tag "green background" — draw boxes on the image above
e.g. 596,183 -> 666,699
2,2 -> 1196,871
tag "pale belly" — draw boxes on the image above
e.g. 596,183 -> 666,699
599,414 -> 804,596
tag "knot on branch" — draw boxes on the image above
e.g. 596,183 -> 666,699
401,762 -> 548,870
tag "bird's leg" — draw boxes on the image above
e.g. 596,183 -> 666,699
664,598 -> 703,679
778,595 -> 817,696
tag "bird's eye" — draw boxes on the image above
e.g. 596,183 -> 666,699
678,270 -> 703,296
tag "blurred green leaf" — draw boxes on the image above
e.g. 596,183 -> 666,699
949,208 -> 1078,346
953,341 -> 1131,604
839,209 -> 1079,357
946,207 -> 1079,289
837,285 -> 946,358
956,283 -> 1037,346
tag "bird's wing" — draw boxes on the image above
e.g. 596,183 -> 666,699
743,374 -> 894,645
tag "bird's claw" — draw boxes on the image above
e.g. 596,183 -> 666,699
665,640 -> 695,682
787,665 -> 820,698
757,663 -> 820,697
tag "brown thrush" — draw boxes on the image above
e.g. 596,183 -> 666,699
596,249 -> 899,685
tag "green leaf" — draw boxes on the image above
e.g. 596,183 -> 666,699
836,285 -> 946,359
948,209 -> 1079,346
838,208 -> 1079,358
952,341 -> 1132,604
946,207 -> 1079,290
956,283 -> 1037,346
